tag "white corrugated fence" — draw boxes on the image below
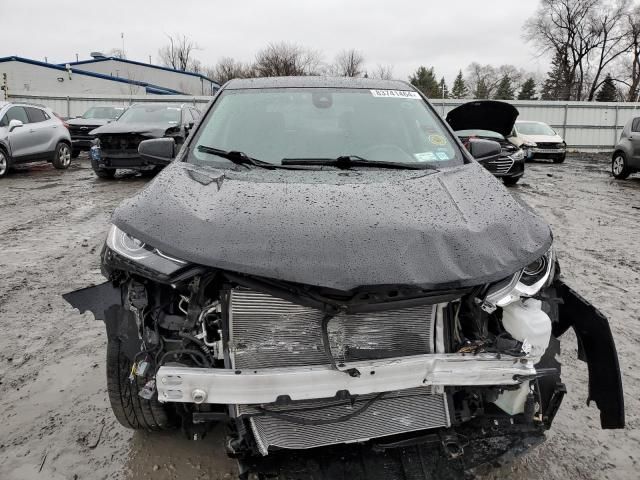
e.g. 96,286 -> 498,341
7,91 -> 640,151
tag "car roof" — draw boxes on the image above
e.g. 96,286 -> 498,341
128,103 -> 185,108
224,76 -> 415,91
516,120 -> 548,125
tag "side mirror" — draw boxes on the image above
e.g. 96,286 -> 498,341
468,138 -> 502,161
138,138 -> 176,165
9,119 -> 23,132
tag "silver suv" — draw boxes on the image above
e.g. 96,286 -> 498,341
612,116 -> 640,179
0,102 -> 72,179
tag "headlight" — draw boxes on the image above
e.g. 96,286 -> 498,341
522,141 -> 537,148
105,224 -> 188,277
510,149 -> 525,161
483,248 -> 555,311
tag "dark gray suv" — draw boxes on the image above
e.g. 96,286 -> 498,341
612,117 -> 640,179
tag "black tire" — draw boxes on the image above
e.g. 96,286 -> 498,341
612,152 -> 631,180
91,160 -> 116,179
52,142 -> 72,169
71,149 -> 81,159
0,148 -> 10,178
106,339 -> 173,430
503,176 -> 520,186
140,166 -> 163,177
552,154 -> 566,164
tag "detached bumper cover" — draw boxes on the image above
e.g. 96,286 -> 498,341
555,280 -> 625,429
156,353 -> 536,405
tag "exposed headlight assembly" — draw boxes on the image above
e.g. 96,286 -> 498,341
105,224 -> 188,277
483,248 -> 555,312
509,149 -> 526,161
522,141 -> 537,148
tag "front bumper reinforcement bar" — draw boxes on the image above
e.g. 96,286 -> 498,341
156,353 -> 536,404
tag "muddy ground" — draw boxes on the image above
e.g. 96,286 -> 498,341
0,154 -> 638,480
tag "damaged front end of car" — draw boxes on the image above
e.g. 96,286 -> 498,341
64,222 -> 624,476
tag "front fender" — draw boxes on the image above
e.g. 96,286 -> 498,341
554,280 -> 625,429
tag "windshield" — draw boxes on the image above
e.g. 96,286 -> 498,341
117,105 -> 181,124
455,129 -> 504,140
82,106 -> 124,120
517,122 -> 556,136
189,88 -> 462,168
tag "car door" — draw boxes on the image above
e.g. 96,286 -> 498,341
630,117 -> 640,167
25,107 -> 56,158
3,106 -> 33,160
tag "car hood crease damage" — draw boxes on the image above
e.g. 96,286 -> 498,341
112,161 -> 552,290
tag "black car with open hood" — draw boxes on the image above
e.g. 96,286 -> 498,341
447,100 -> 526,185
88,102 -> 199,179
64,77 -> 623,479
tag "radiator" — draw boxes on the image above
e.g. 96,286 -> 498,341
227,288 -> 451,454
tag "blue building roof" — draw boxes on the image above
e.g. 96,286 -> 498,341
0,56 -> 186,94
64,57 -> 220,87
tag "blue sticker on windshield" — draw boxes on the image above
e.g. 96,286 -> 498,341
436,151 -> 450,161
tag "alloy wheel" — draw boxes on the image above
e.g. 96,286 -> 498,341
59,144 -> 71,167
612,156 -> 624,176
0,152 -> 7,176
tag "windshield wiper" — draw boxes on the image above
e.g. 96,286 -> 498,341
196,145 -> 278,169
281,155 -> 440,171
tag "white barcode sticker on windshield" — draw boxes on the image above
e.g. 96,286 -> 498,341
370,90 -> 421,99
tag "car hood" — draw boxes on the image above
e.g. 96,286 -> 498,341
521,134 -> 564,144
111,162 -> 552,291
90,122 -> 173,137
446,101 -> 519,137
67,118 -> 111,127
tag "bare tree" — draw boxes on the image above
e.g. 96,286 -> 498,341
208,57 -> 252,84
331,49 -> 365,77
106,48 -> 126,59
371,64 -> 394,80
624,5 -> 640,100
525,0 -> 631,100
253,42 -> 322,77
158,34 -> 201,71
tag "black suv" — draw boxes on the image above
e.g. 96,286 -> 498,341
89,103 -> 200,178
66,77 -> 623,478
67,106 -> 125,158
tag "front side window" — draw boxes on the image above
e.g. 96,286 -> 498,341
117,105 -> 181,124
516,122 -> 556,136
189,88 -> 462,168
5,106 -> 30,125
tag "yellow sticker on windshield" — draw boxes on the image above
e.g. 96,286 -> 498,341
428,134 -> 447,146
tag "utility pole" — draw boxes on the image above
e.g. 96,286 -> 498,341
121,32 -> 125,58
76,53 -> 79,62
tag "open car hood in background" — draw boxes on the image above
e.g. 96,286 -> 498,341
446,101 -> 519,137
111,162 -> 552,292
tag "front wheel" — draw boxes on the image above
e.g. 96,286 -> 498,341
612,153 -> 631,179
91,160 -> 116,179
52,142 -> 72,169
0,149 -> 10,178
503,176 -> 520,186
106,339 -> 174,430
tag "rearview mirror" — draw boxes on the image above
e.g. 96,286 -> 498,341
468,138 -> 502,161
9,119 -> 23,132
138,138 -> 176,165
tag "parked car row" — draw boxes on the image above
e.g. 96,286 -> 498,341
0,101 -> 201,180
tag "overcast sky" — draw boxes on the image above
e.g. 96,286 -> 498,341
0,0 -> 549,83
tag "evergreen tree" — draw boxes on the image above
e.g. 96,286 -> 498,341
409,66 -> 440,98
494,74 -> 515,100
439,77 -> 449,99
540,50 -> 571,100
474,78 -> 490,99
596,74 -> 617,102
450,70 -> 469,99
518,77 -> 537,100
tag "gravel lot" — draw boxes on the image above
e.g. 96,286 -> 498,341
0,154 -> 638,480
